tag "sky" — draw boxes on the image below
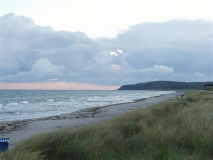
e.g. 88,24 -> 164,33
0,0 -> 213,89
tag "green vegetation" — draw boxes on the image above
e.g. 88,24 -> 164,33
118,81 -> 212,90
204,83 -> 213,91
1,91 -> 213,160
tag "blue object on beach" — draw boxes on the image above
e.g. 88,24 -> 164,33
0,138 -> 9,152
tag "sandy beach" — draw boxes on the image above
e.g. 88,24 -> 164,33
0,92 -> 176,148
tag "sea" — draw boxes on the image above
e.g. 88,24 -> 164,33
0,90 -> 175,122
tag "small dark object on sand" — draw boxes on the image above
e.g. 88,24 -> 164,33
0,138 -> 9,153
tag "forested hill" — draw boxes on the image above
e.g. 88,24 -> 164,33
118,81 -> 211,90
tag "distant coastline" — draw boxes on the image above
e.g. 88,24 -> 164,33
118,81 -> 212,90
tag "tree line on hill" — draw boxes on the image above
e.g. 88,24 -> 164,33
118,81 -> 213,90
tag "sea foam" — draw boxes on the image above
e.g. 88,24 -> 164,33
20,101 -> 29,104
46,99 -> 54,102
8,102 -> 19,106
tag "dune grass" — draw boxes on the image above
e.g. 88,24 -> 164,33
1,90 -> 213,160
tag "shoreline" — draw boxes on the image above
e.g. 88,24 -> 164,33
0,92 -> 174,124
0,92 -> 177,148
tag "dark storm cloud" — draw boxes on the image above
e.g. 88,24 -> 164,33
0,14 -> 212,85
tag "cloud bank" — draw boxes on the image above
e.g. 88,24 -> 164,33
1,13 -> 212,86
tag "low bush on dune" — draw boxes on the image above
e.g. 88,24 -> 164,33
1,91 -> 213,160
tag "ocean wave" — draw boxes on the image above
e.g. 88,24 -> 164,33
0,90 -> 175,122
19,101 -> 29,104
8,102 -> 19,106
46,99 -> 55,102
86,97 -> 104,102
2,111 -> 16,114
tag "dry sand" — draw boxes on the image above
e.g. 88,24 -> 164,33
0,92 -> 177,148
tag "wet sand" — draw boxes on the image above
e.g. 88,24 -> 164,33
0,92 -> 176,148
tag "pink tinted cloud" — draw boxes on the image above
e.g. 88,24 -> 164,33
0,82 -> 120,90
110,64 -> 121,70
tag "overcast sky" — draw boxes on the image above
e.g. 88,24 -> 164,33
0,0 -> 213,89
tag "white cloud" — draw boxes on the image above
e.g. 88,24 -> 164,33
110,51 -> 118,56
110,64 -> 121,71
117,49 -> 123,53
140,65 -> 174,75
1,58 -> 65,82
47,78 -> 58,81
195,72 -> 206,77
194,72 -> 210,82
31,58 -> 65,75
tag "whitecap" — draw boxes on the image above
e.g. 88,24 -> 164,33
0,104 -> 3,107
8,102 -> 18,106
46,99 -> 54,102
20,101 -> 28,104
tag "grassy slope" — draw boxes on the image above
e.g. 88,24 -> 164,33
1,91 -> 213,160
